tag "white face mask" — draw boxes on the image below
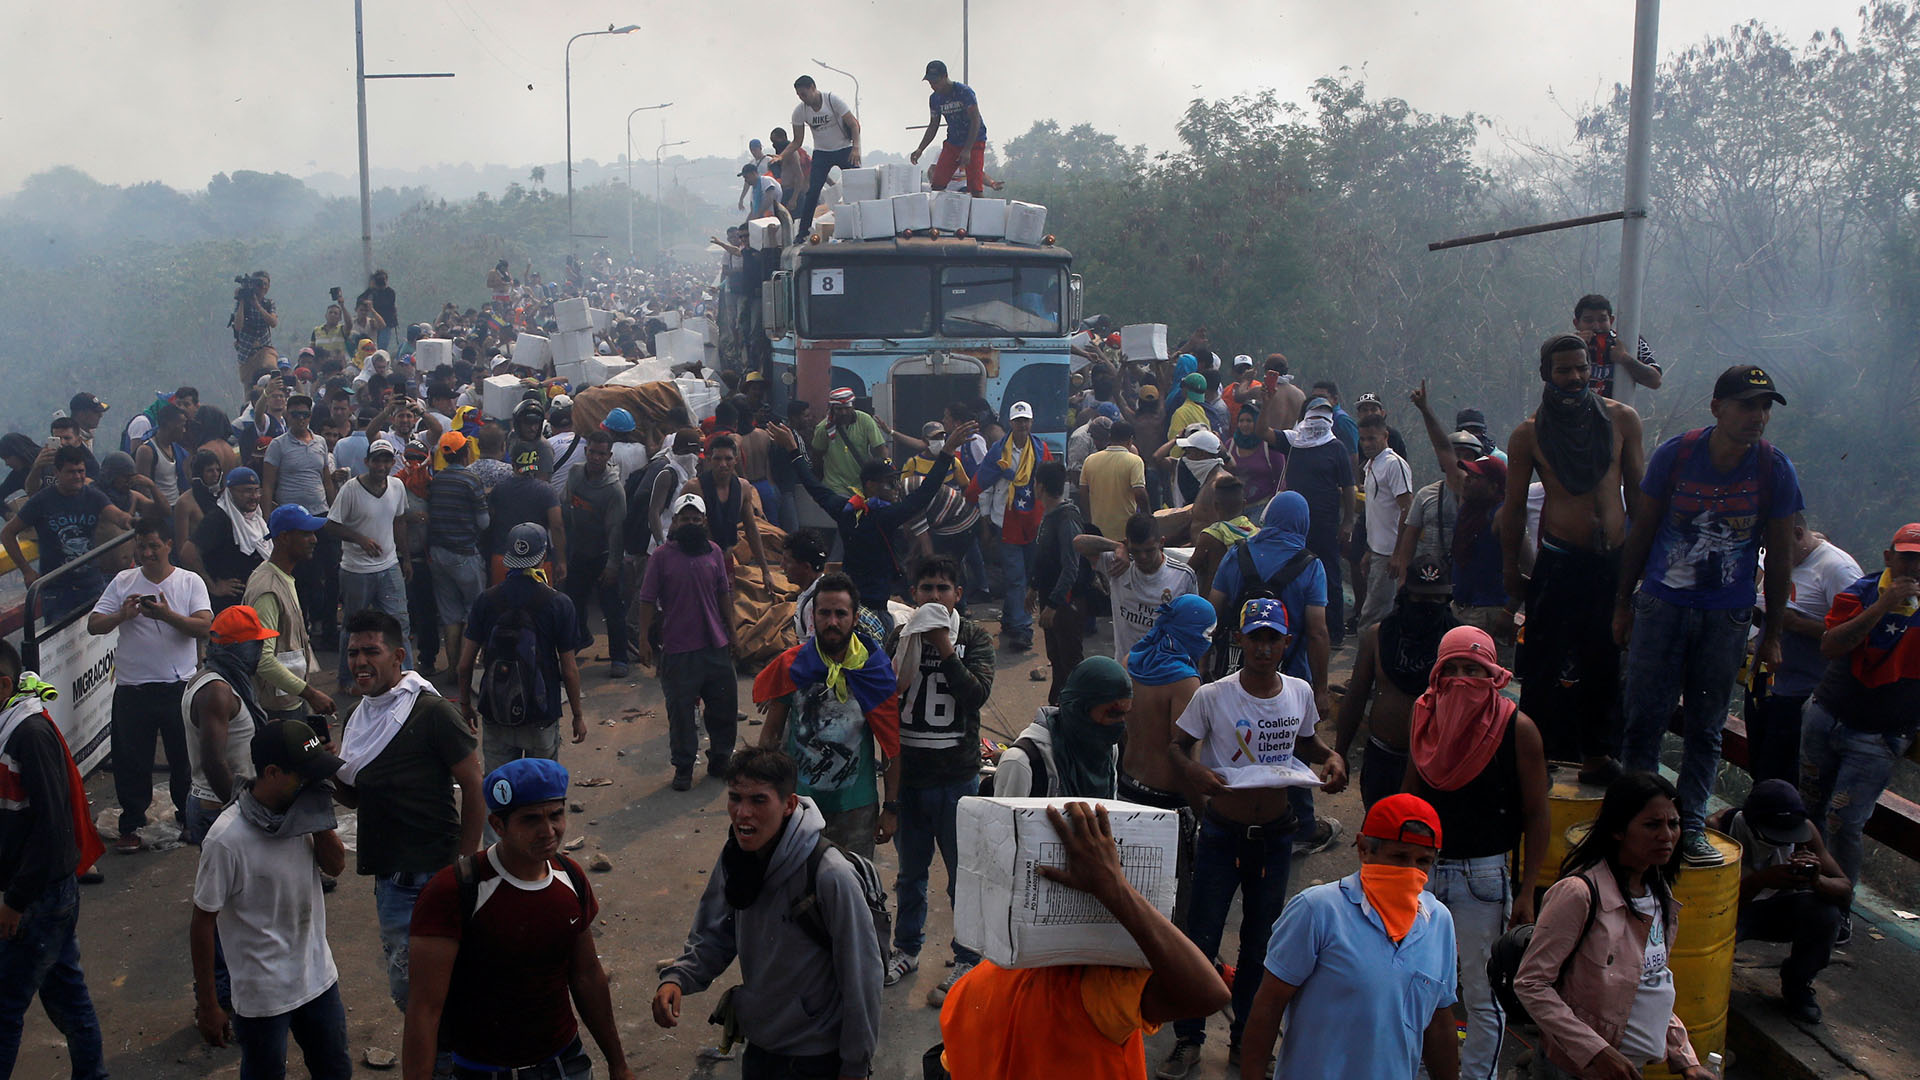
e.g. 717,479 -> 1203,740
673,451 -> 700,473
927,439 -> 945,455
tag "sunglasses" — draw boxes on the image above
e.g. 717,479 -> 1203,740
289,411 -> 312,419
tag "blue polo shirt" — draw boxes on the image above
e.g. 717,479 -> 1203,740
1262,873 -> 1456,1080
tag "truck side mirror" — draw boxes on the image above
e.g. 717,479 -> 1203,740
1068,273 -> 1084,329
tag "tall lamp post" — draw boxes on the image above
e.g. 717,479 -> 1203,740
565,23 -> 641,252
811,58 -> 860,119
626,102 -> 672,259
355,0 -> 453,280
657,135 -> 690,263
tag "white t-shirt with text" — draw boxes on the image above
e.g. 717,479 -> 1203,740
1174,669 -> 1319,788
793,92 -> 854,153
1099,551 -> 1199,664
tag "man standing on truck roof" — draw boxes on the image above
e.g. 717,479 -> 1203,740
785,75 -> 863,236
911,60 -> 987,197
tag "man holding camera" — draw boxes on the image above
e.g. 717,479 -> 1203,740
231,271 -> 280,391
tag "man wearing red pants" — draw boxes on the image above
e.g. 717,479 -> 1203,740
911,60 -> 987,194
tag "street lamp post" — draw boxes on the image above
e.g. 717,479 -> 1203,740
626,102 -> 672,259
657,135 -> 690,264
354,0 -> 453,281
565,23 -> 641,253
811,58 -> 860,120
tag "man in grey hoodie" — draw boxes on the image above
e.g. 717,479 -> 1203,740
563,431 -> 630,677
652,747 -> 882,1079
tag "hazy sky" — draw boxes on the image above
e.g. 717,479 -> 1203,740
1,0 -> 1861,195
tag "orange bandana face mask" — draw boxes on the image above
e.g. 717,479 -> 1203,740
1359,864 -> 1429,943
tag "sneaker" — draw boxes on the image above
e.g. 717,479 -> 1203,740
1680,832 -> 1724,867
1834,914 -> 1852,949
884,948 -> 920,987
114,833 -> 145,855
926,958 -> 976,1006
1783,984 -> 1822,1024
1156,1040 -> 1202,1080
609,661 -> 630,679
1292,818 -> 1342,857
671,768 -> 694,792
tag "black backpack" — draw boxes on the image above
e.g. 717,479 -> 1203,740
478,587 -> 552,728
791,837 -> 891,962
1211,541 -> 1319,677
623,456 -> 670,555
1487,874 -> 1600,1027
977,735 -> 1048,797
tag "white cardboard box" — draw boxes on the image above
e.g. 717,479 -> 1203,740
747,218 -> 784,250
589,308 -> 613,334
482,374 -> 528,419
1006,201 -> 1049,245
581,356 -> 633,387
552,328 -> 596,367
838,166 -> 880,203
857,199 -> 896,240
968,198 -> 1008,239
413,338 -> 453,369
554,297 -> 592,333
510,334 -> 549,369
891,192 -> 933,233
833,201 -> 861,241
931,190 -> 971,232
656,327 -> 706,366
606,357 -> 674,388
1120,324 -> 1168,362
954,797 -> 1179,969
554,359 -> 587,387
878,162 -> 919,199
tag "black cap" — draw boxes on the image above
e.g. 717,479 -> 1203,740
1454,407 -> 1487,431
738,162 -> 759,177
1711,365 -> 1787,406
923,59 -> 948,81
1744,779 -> 1814,846
70,392 -> 108,415
250,718 -> 344,782
1404,555 -> 1452,597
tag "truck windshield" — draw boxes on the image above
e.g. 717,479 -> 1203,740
802,264 -> 933,338
940,266 -> 1062,337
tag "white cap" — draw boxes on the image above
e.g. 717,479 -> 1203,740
670,492 -> 706,516
1175,429 -> 1223,454
1232,353 -> 1254,368
1008,401 -> 1034,420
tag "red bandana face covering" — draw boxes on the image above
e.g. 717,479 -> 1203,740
1359,864 -> 1429,943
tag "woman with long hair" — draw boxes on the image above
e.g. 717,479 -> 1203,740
1513,772 -> 1714,1080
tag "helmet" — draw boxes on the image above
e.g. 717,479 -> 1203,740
502,522 -> 550,569
602,407 -> 636,433
511,396 -> 545,422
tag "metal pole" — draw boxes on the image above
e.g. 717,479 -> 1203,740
1615,0 -> 1660,410
812,59 -> 860,119
657,136 -> 689,265
963,0 -> 969,84
1428,210 -> 1627,252
355,0 -> 373,281
565,26 -> 641,255
625,103 -> 672,261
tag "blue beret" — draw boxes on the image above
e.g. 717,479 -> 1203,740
484,758 -> 570,813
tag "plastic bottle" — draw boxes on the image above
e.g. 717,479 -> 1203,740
1707,1052 -> 1725,1078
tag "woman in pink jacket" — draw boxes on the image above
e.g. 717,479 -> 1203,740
1513,772 -> 1714,1080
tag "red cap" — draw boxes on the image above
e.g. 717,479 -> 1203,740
1893,523 -> 1920,553
1360,793 -> 1443,850
210,605 -> 279,644
1459,454 -> 1507,489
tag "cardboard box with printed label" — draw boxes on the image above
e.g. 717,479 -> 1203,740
857,200 -> 896,240
878,162 -> 920,199
413,338 -> 453,368
482,374 -> 530,419
1121,323 -> 1168,362
838,166 -> 880,203
931,190 -> 971,232
891,191 -> 933,233
1006,201 -> 1049,246
510,334 -> 549,370
954,797 -> 1179,969
968,198 -> 1008,239
554,297 -> 593,333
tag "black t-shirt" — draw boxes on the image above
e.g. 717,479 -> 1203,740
15,484 -> 110,576
192,510 -> 264,608
486,475 -> 558,555
464,576 -> 587,725
360,285 -> 399,328
350,694 -> 478,875
1284,441 -> 1354,546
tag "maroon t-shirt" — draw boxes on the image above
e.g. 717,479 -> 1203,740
411,850 -> 598,1067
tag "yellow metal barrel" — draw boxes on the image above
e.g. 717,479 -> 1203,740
1521,767 -> 1608,890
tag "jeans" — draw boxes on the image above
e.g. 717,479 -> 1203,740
1745,689 -> 1808,787
1737,890 -> 1843,992
893,776 -> 980,963
1621,593 -> 1751,833
232,981 -> 352,1080
1799,698 -> 1913,886
111,680 -> 190,835
1358,548 -> 1397,629
429,547 -> 487,629
752,480 -> 785,535
374,870 -> 438,1010
742,1044 -> 841,1080
1517,537 -> 1622,763
453,1038 -> 592,1078
1308,532 -> 1344,646
483,721 -> 564,775
796,146 -> 855,234
660,646 -> 737,772
0,877 -> 106,1080
1174,811 -> 1296,1047
564,552 -> 629,664
998,537 -> 1036,640
1428,855 -> 1510,1080
339,565 -> 413,681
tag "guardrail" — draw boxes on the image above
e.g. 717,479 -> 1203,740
20,531 -> 134,666
1721,713 -> 1920,861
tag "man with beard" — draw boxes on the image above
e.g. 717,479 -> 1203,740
184,467 -> 271,612
754,573 -> 902,860
635,496 -> 738,792
651,749 -> 882,1079
1334,557 -> 1459,809
241,505 -> 335,722
1499,334 -> 1645,783
332,608 -> 484,1014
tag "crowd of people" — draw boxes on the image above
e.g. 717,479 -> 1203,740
0,91 -> 1915,1079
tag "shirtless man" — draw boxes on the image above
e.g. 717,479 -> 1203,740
1258,353 -> 1306,438
1498,334 -> 1645,783
1332,556 -> 1458,809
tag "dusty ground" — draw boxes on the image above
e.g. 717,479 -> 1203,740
11,616 -> 1379,1080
